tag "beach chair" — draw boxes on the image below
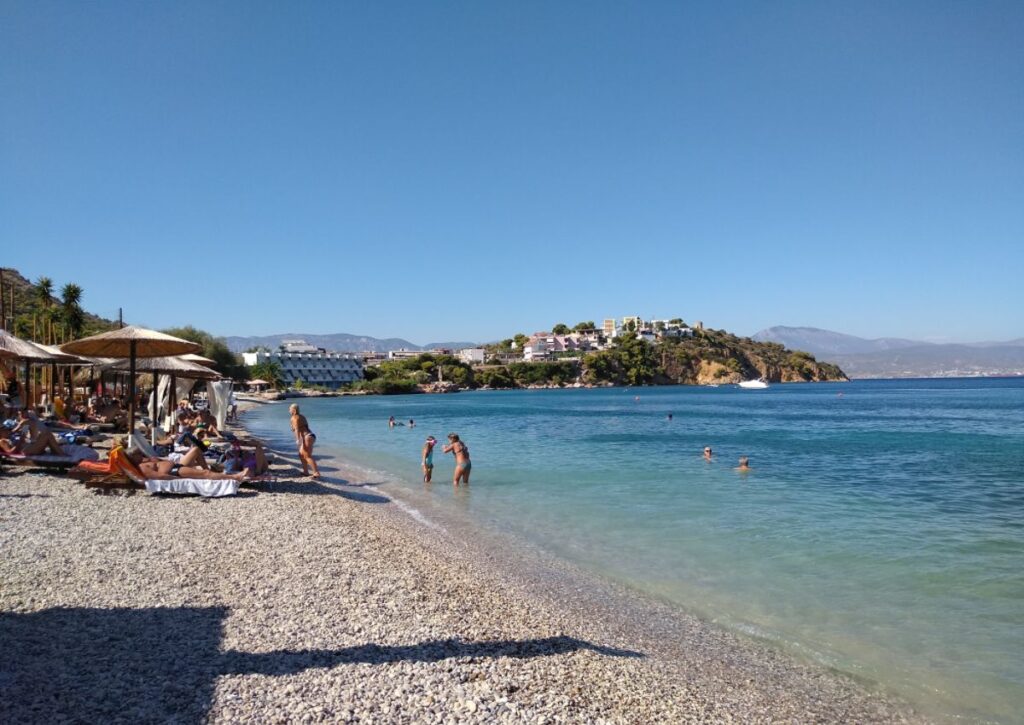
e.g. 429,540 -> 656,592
67,447 -> 146,493
1,444 -> 100,471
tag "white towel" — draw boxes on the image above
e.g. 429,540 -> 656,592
143,478 -> 239,497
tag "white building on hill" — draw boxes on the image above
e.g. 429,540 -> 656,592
242,341 -> 363,389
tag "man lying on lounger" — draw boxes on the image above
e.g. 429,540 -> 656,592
124,447 -> 250,481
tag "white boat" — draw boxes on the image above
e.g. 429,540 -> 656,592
738,379 -> 769,389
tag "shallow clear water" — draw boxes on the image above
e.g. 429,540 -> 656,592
246,379 -> 1024,723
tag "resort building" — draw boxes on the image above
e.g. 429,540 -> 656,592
457,348 -> 486,365
242,342 -> 363,389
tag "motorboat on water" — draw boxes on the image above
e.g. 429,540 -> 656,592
738,379 -> 769,389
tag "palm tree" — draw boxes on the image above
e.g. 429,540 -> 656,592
60,283 -> 85,340
34,277 -> 54,343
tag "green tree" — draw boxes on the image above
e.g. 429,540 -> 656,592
163,325 -> 247,380
513,333 -> 529,349
552,323 -> 570,335
34,276 -> 54,343
572,321 -> 596,332
248,361 -> 284,389
60,283 -> 85,340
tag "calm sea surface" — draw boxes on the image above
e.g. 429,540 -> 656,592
244,379 -> 1024,723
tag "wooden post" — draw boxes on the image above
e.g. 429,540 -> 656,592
128,339 -> 137,438
0,268 -> 5,329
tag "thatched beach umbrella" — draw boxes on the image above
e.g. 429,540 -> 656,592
1,329 -> 63,408
62,326 -> 201,437
108,355 -> 221,442
181,353 -> 218,367
37,344 -> 92,403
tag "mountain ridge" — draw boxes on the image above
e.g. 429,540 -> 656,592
753,326 -> 1024,378
224,333 -> 479,354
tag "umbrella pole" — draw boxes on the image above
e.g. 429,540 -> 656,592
128,340 -> 137,439
169,372 -> 176,432
24,360 -> 30,411
49,363 -> 56,410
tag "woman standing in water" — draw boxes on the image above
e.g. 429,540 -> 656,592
443,432 -> 471,486
289,403 -> 321,479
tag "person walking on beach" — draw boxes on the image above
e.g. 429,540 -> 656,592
421,435 -> 436,483
289,403 -> 321,479
443,432 -> 471,486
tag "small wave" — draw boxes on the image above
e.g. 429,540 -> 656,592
390,496 -> 446,532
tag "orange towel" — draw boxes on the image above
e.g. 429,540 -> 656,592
75,447 -> 122,474
73,446 -> 146,483
110,447 -> 146,483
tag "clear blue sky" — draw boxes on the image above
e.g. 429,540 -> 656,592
2,1 -> 1022,344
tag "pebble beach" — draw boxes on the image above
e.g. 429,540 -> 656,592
0,409 -> 924,724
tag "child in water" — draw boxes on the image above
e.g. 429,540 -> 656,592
421,436 -> 436,483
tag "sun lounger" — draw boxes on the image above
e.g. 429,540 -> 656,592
69,445 -> 241,497
67,446 -> 146,492
1,444 -> 100,469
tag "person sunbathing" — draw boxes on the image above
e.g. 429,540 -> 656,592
125,448 -> 249,481
222,441 -> 269,475
195,409 -> 220,437
0,427 -> 66,457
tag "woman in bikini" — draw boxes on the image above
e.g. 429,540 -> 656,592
442,432 -> 471,486
289,404 -> 321,479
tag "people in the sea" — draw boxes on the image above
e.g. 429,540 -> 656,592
421,435 -> 436,483
409,419 -> 415,428
703,446 -> 713,461
667,412 -> 673,421
736,456 -> 751,472
289,403 -> 321,479
443,432 -> 471,486
388,415 -> 396,429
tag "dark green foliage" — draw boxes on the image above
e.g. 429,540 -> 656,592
163,326 -> 247,380
247,360 -> 285,389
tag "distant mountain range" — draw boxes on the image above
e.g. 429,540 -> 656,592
753,326 -> 1024,378
224,333 -> 478,354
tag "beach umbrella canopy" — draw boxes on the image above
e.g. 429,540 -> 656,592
1,330 -> 65,408
60,325 -> 202,359
0,330 -> 58,361
36,344 -> 92,365
247,379 -> 269,385
61,325 -> 202,436
108,355 -> 221,380
181,352 -> 218,367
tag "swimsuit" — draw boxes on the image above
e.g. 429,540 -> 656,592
169,464 -> 182,477
424,449 -> 434,467
456,460 -> 471,473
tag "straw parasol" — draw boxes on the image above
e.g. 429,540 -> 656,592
62,325 -> 202,437
181,352 -> 218,367
108,355 -> 222,443
1,329 -> 65,407
108,355 -> 221,380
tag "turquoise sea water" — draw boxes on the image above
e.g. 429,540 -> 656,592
244,379 -> 1024,723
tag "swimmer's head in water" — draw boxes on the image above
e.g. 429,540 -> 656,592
704,447 -> 712,454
